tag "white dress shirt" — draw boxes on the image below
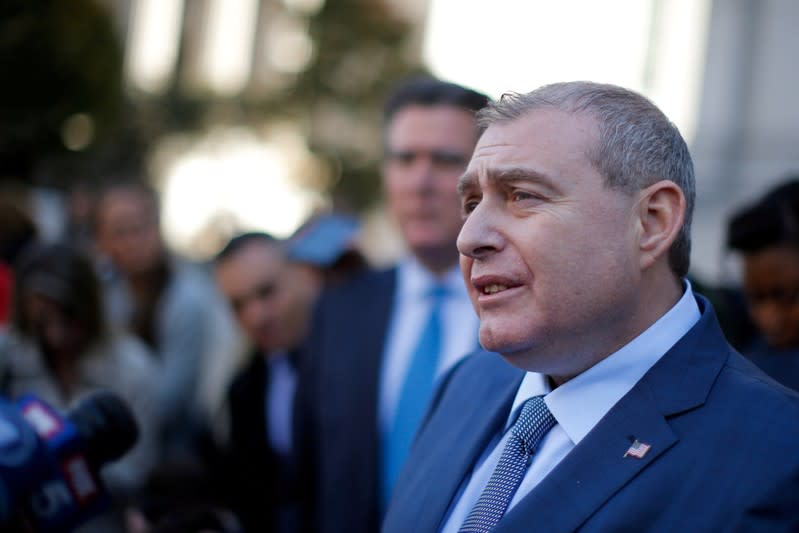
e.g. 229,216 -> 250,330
265,351 -> 297,457
378,257 -> 480,437
441,282 -> 701,532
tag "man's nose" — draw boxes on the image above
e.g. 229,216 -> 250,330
457,200 -> 503,259
755,301 -> 785,333
406,156 -> 437,190
241,298 -> 271,325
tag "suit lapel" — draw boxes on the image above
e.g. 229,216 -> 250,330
497,297 -> 729,533
395,355 -> 523,532
498,384 -> 677,533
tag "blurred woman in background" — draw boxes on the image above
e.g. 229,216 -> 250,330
0,242 -> 161,511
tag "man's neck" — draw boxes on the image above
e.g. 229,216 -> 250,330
547,273 -> 687,387
413,251 -> 459,278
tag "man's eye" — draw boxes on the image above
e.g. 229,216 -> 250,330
386,151 -> 416,165
395,152 -> 416,164
748,288 -> 799,307
256,284 -> 275,299
511,190 -> 540,203
461,199 -> 479,214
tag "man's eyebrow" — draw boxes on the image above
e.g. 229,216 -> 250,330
457,171 -> 477,196
457,167 -> 560,196
491,168 -> 558,190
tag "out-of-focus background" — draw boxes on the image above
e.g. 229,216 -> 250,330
2,0 -> 798,284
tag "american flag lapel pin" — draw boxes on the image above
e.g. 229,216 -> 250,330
623,439 -> 651,459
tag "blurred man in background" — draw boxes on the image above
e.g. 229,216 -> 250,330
296,77 -> 489,533
213,216 -> 362,533
93,179 -> 239,461
213,232 -> 322,533
727,178 -> 799,391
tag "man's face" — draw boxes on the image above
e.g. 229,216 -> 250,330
214,242 -> 318,353
95,189 -> 163,276
383,104 -> 478,268
743,245 -> 799,349
457,108 -> 642,380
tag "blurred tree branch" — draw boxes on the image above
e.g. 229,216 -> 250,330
0,0 -> 426,212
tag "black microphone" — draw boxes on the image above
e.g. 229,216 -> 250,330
0,390 -> 140,532
67,391 -> 140,468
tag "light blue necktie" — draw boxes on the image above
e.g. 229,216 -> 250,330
382,284 -> 448,510
459,396 -> 557,533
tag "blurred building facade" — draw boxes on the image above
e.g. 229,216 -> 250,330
691,0 -> 799,281
8,0 -> 797,283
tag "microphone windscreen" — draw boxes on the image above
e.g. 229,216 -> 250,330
67,391 -> 139,468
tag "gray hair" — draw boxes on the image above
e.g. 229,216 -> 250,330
477,81 -> 695,278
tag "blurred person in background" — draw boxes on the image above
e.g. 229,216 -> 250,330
64,179 -> 99,251
212,232 -> 322,533
0,195 -> 38,331
295,77 -> 489,533
727,177 -> 799,390
93,178 -> 239,461
211,216 -> 361,533
0,242 -> 160,531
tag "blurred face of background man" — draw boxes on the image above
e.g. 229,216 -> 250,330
742,245 -> 799,349
383,104 -> 479,274
214,240 -> 320,353
95,186 -> 164,276
457,107 -> 676,383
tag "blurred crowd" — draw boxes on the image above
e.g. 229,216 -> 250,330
0,76 -> 797,533
0,177 -> 366,532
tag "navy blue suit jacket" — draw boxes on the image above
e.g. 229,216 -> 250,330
296,268 -> 397,533
225,351 -> 301,532
383,296 -> 799,532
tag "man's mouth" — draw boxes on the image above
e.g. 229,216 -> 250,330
472,276 -> 523,296
482,284 -> 509,295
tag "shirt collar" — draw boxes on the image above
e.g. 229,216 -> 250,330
397,256 -> 464,301
266,349 -> 291,366
507,281 -> 701,444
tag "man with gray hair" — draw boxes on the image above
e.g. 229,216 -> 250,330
383,82 -> 799,532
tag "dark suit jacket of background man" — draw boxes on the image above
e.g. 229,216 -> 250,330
224,350 -> 301,532
383,296 -> 799,532
296,267 -> 396,533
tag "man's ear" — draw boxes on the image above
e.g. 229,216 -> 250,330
635,180 -> 685,271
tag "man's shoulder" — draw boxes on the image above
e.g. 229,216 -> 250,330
313,266 -> 397,321
714,349 -> 799,420
163,260 -> 221,308
650,304 -> 799,438
322,266 -> 396,300
663,345 -> 799,468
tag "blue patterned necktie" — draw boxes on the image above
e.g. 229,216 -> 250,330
382,284 -> 448,510
459,396 -> 557,533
